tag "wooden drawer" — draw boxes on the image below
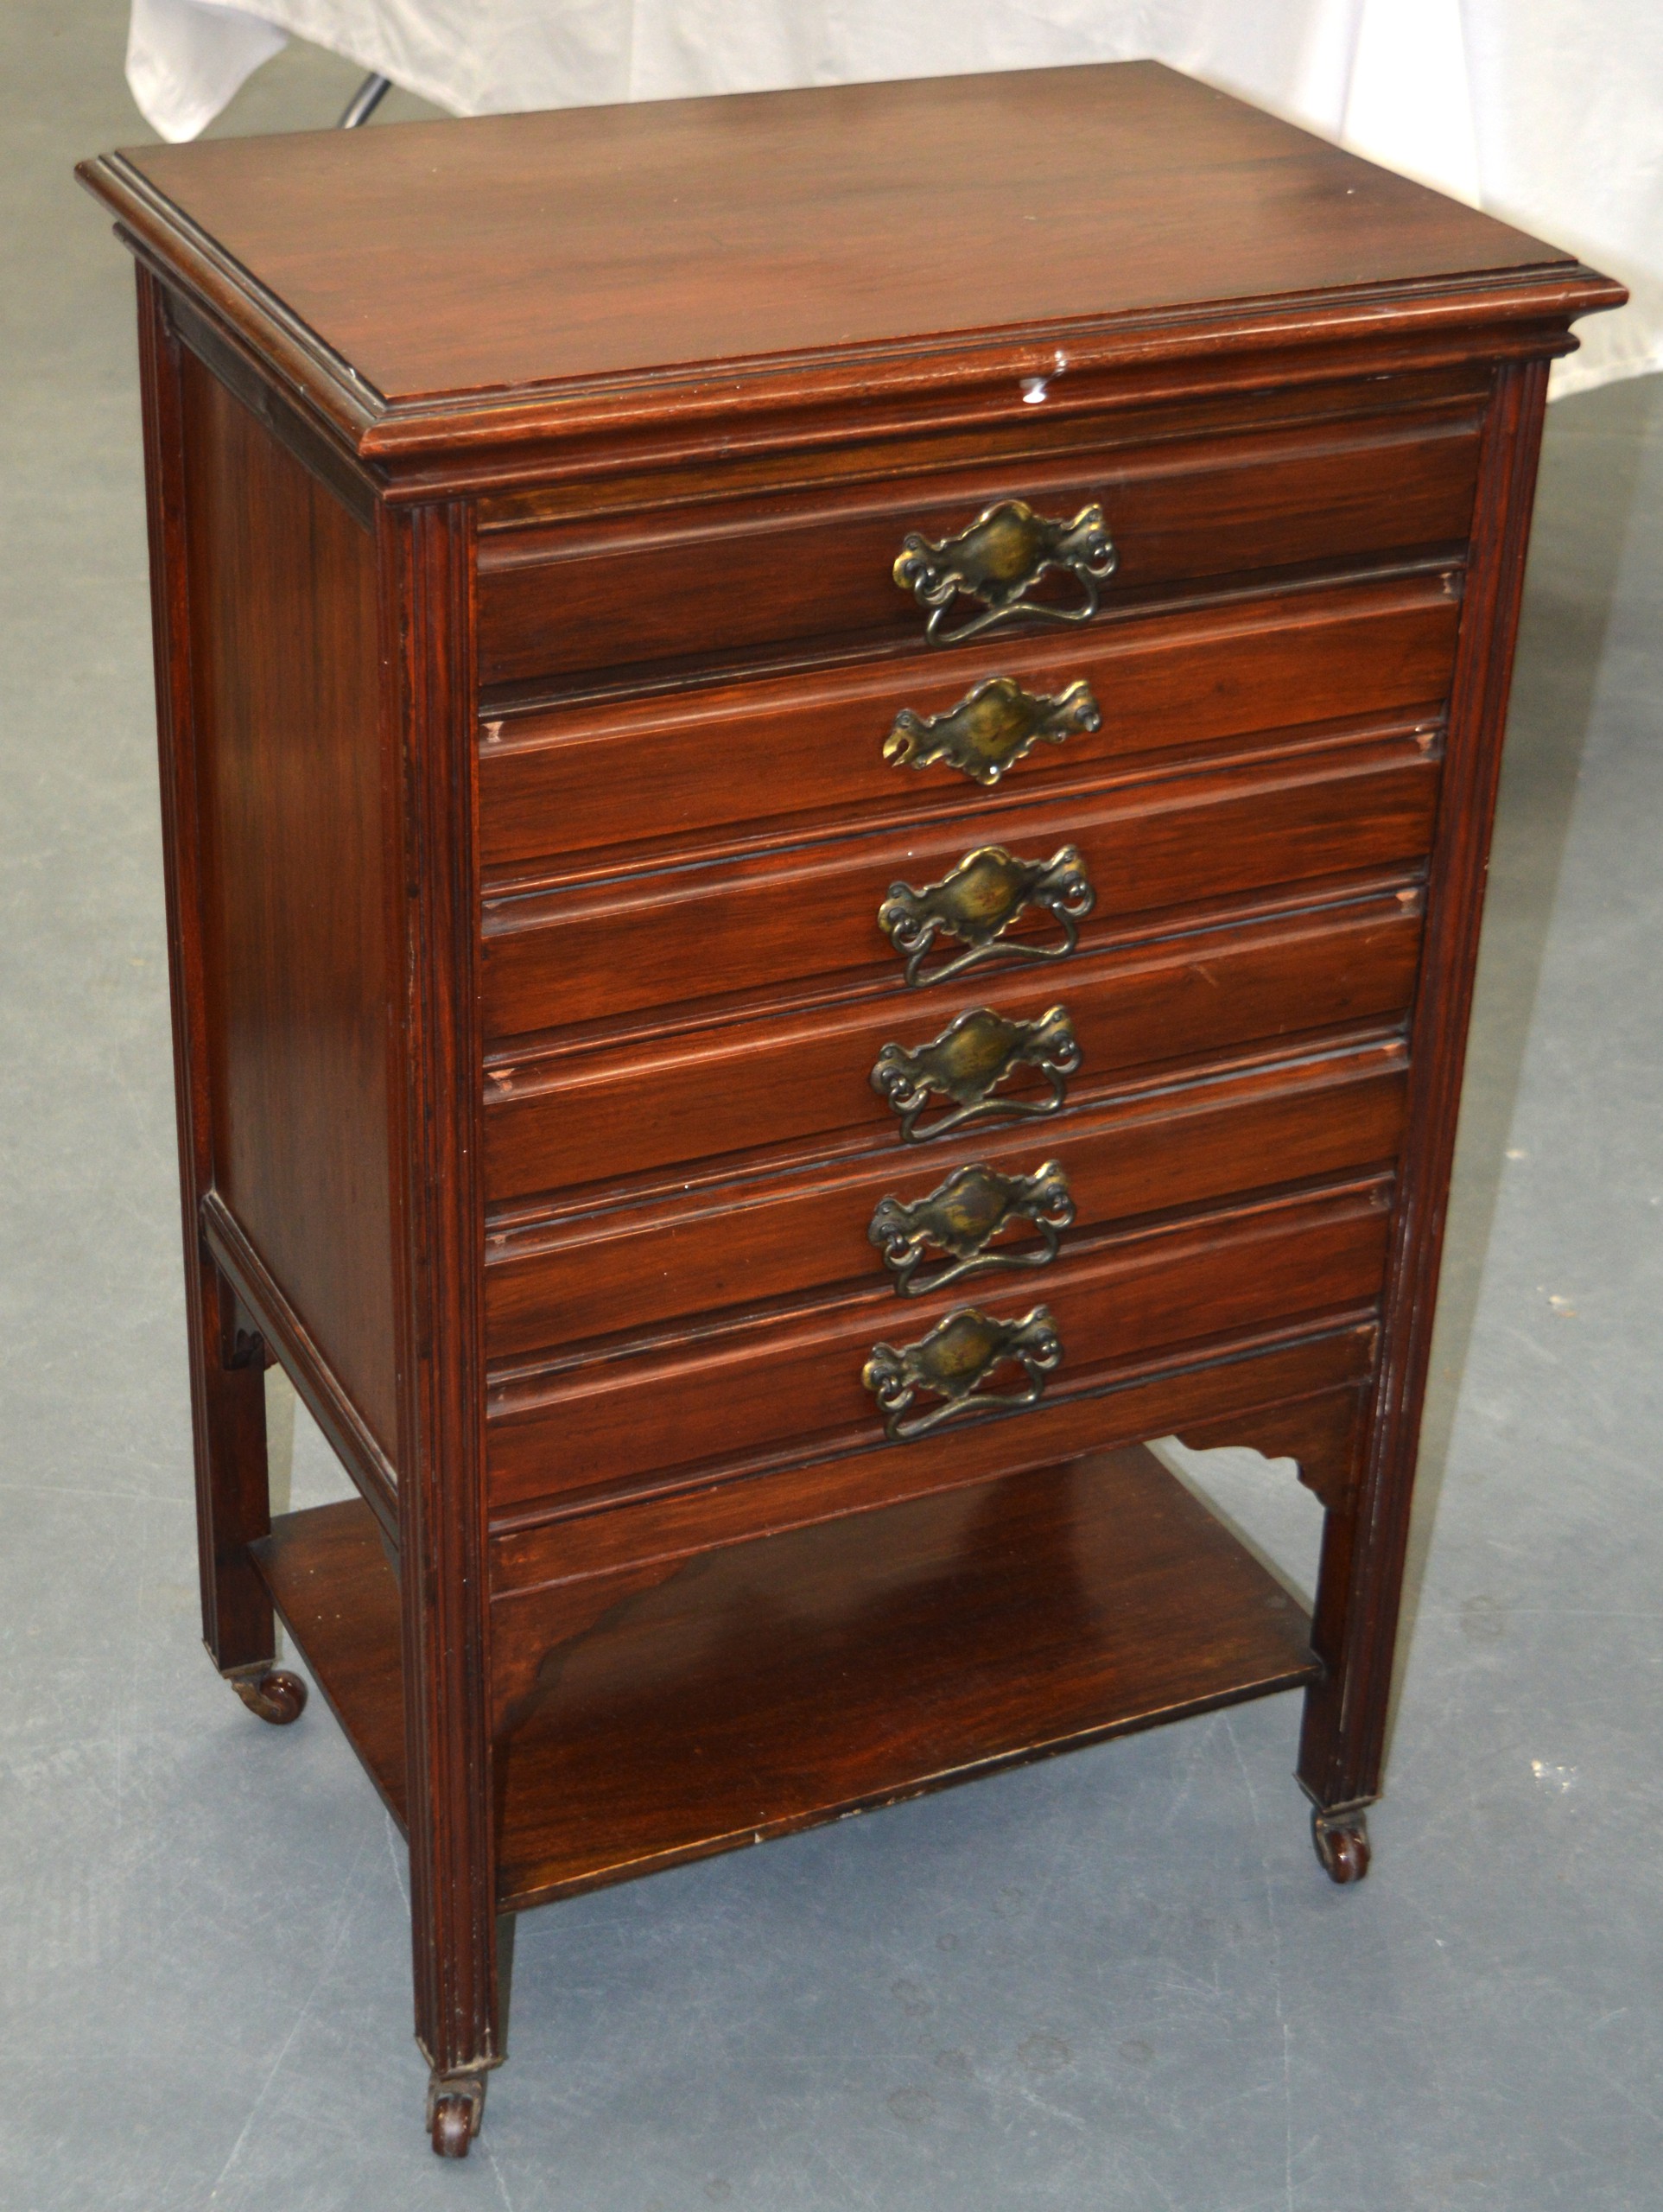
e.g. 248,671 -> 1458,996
481,732 -> 1439,1040
478,574 -> 1459,875
486,1179 -> 1393,1513
487,1321 -> 1379,1599
482,886 -> 1424,1205
485,1323 -> 1377,1751
474,401 -> 1481,692
485,1039 -> 1406,1360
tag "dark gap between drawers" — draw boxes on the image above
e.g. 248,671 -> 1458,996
484,1024 -> 1409,1236
479,705 -> 1448,907
485,1157 -> 1401,1376
479,866 -> 1425,1070
483,1166 -> 1393,1387
473,365 -> 1492,536
475,548 -> 1468,718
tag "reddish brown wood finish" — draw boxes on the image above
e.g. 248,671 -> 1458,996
382,499 -> 504,2093
100,65 -> 1577,407
478,575 -> 1459,874
79,74 -> 1621,505
83,54 -> 1623,2158
485,1041 -> 1406,1357
483,888 -> 1425,1203
472,365 -> 1489,536
474,402 -> 1479,688
492,1444 -> 1318,1909
1295,355 -> 1558,1821
483,736 -> 1439,1038
135,269 -> 278,1680
486,1179 -> 1393,1513
201,1187 -> 398,1534
486,1320 -> 1378,1597
251,1501 -> 409,1820
244,1450 -> 1321,1915
1176,1383 -> 1370,1515
180,349 -> 401,1455
427,1325 -> 1387,1767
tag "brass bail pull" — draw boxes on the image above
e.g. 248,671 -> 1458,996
893,499 -> 1117,645
862,1303 -> 1063,1441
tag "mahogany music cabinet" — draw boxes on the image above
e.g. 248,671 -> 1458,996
79,62 -> 1621,2156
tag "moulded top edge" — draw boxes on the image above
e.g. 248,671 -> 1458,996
78,60 -> 1625,469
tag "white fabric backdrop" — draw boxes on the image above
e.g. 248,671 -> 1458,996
126,0 -> 1662,397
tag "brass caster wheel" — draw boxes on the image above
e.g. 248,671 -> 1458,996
1312,1807 -> 1371,1885
230,1668 -> 308,1726
427,2071 -> 486,2158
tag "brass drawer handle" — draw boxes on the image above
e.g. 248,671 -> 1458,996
884,675 -> 1100,787
879,843 -> 1095,987
863,1303 -> 1063,1440
869,1160 -> 1075,1297
893,499 -> 1117,645
870,1005 -> 1079,1142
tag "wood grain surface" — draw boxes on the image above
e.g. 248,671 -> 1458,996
486,1179 -> 1393,1513
478,574 -> 1459,874
251,1499 -> 409,1827
474,399 -> 1479,687
486,1320 -> 1378,1586
136,273 -> 283,1673
492,1443 -> 1319,1907
250,1450 -> 1322,1913
482,888 -> 1424,1204
110,64 -> 1570,402
181,351 -> 401,1455
482,737 -> 1440,1038
483,1039 -> 1406,1358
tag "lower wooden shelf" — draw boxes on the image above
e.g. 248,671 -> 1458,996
250,1500 -> 409,1823
251,1444 -> 1319,1915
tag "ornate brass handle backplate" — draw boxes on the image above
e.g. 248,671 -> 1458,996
884,675 -> 1100,788
862,1303 -> 1063,1440
879,843 -> 1095,987
869,1160 -> 1075,1296
869,1004 -> 1080,1142
893,499 -> 1118,645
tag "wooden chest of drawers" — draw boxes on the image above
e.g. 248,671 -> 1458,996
80,60 -> 1621,2157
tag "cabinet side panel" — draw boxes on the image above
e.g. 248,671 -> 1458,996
181,346 -> 399,1458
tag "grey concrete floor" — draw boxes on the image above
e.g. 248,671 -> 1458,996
4,6 -> 1662,2208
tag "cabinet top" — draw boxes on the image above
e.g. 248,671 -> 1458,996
81,61 -> 1620,471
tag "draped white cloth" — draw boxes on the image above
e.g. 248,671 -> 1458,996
126,0 -> 1662,396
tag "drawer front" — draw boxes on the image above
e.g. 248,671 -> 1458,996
487,1323 -> 1379,1600
479,575 -> 1459,874
486,1182 -> 1393,1513
475,404 -> 1481,690
482,887 -> 1424,1205
485,1041 -> 1407,1360
482,735 -> 1439,1040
